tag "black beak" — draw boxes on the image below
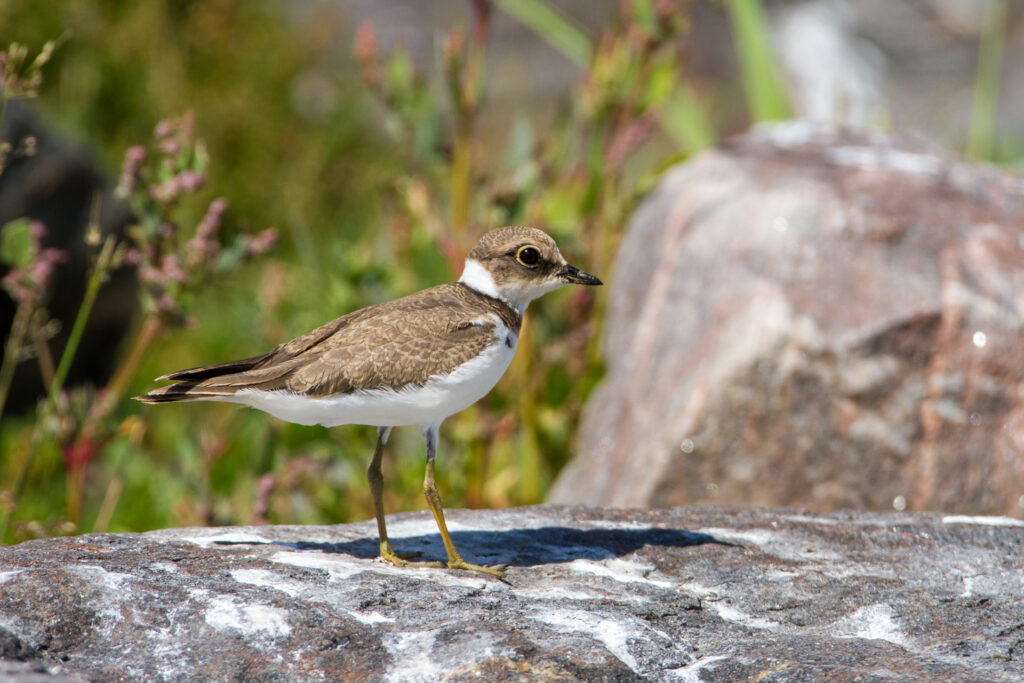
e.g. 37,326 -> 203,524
558,263 -> 602,286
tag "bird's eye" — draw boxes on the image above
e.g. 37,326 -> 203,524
515,246 -> 540,267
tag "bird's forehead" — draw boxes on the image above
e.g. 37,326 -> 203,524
470,226 -> 560,259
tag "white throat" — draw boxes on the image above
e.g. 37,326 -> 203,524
459,258 -> 530,314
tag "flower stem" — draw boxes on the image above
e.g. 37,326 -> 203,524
29,308 -> 56,387
0,300 -> 32,420
48,236 -> 116,403
0,236 -> 116,539
105,313 -> 162,408
450,121 -> 472,237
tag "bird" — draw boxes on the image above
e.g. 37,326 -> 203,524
136,226 -> 602,577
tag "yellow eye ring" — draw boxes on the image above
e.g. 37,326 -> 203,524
515,246 -> 541,267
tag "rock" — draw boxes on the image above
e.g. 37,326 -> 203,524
552,122 -> 1024,516
1,506 -> 1023,681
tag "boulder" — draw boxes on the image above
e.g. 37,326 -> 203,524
1,506 -> 1023,681
552,123 -> 1024,516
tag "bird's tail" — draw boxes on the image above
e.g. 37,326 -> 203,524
135,382 -> 218,404
134,352 -> 272,404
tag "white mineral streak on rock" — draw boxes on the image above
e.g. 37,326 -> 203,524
943,515 -> 1024,527
204,596 -> 291,638
384,630 -> 439,683
532,609 -> 640,674
270,551 -> 365,581
832,604 -> 910,648
682,582 -> 781,631
512,585 -> 610,602
666,655 -> 730,682
230,568 -> 302,597
568,557 -> 672,587
179,531 -> 270,548
0,569 -> 23,583
348,610 -> 394,625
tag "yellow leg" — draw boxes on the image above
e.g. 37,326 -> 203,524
421,425 -> 506,579
366,427 -> 441,569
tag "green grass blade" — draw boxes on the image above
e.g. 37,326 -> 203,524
493,0 -> 592,67
968,0 -> 1007,162
49,236 -> 115,401
724,0 -> 791,122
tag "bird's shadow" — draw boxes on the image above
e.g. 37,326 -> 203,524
215,525 -> 733,568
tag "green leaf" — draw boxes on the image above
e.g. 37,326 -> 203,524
658,80 -> 715,153
386,47 -> 414,95
0,218 -> 34,267
535,183 -> 581,232
217,238 -> 248,272
968,0 -> 1007,161
503,115 -> 536,170
494,0 -> 592,67
645,58 -> 677,109
631,0 -> 657,36
724,0 -> 791,122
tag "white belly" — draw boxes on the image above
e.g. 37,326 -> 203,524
227,331 -> 517,429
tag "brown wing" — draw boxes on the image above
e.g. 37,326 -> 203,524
136,283 -> 518,403
282,321 -> 493,396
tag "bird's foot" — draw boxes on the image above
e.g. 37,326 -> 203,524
376,542 -> 507,580
393,549 -> 423,561
376,546 -> 443,569
446,558 -> 508,580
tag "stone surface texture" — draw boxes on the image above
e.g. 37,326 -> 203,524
1,506 -> 1024,681
552,123 -> 1024,516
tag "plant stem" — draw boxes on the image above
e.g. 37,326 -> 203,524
0,299 -> 31,420
451,119 -> 473,238
968,0 -> 1007,162
724,0 -> 791,122
92,476 -> 122,533
67,465 -> 85,527
659,81 -> 716,154
105,314 -> 162,409
493,0 -> 591,67
0,236 -> 116,539
29,308 -> 55,388
49,236 -> 116,405
514,317 -> 541,503
447,0 -> 491,244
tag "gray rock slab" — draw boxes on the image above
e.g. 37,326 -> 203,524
1,506 -> 1023,681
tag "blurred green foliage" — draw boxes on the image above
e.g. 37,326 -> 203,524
0,0 -> 787,543
0,0 -> 401,541
723,0 -> 790,122
968,0 -> 1008,162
